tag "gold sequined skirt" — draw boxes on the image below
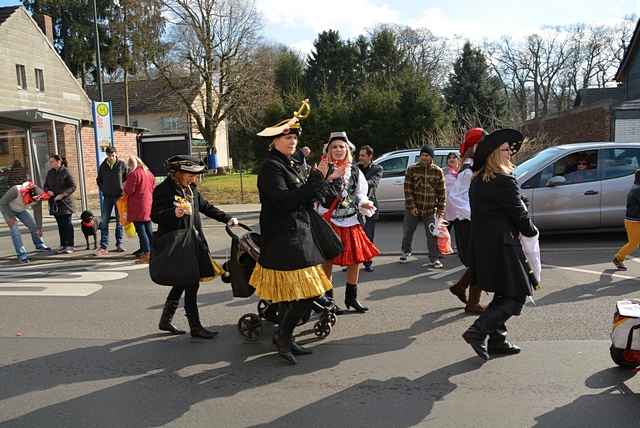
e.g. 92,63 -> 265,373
249,263 -> 333,303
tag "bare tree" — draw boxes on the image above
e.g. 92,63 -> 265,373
155,0 -> 269,152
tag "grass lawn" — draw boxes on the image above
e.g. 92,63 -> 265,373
199,173 -> 259,204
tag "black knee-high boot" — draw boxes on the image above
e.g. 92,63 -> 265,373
345,283 -> 368,313
274,299 -> 315,364
158,299 -> 186,334
463,300 -> 511,360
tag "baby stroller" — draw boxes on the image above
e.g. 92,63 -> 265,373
222,223 -> 337,340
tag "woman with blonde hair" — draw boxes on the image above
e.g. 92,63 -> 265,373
462,129 -> 538,361
124,155 -> 156,262
317,132 -> 379,314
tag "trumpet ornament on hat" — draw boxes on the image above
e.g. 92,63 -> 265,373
257,99 -> 311,138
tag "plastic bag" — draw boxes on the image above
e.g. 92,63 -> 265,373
520,232 -> 541,284
116,195 -> 128,226
430,218 -> 454,255
124,222 -> 137,238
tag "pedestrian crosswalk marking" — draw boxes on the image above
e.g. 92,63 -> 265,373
0,283 -> 102,296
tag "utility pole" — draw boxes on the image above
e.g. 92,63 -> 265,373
92,0 -> 104,101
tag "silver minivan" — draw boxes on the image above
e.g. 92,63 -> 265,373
374,148 -> 459,214
515,142 -> 640,231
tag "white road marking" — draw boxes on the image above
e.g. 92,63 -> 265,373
0,283 -> 102,296
429,265 -> 466,279
543,264 -> 635,280
0,259 -> 137,296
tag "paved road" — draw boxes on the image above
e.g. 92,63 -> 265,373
1,218 -> 640,427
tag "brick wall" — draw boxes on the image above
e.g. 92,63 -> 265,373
521,104 -> 613,144
55,124 -> 139,210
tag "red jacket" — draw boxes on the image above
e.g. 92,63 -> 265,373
124,166 -> 155,222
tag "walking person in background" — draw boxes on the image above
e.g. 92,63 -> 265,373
444,151 -> 461,251
152,155 -> 238,339
0,181 -> 50,263
400,145 -> 446,268
462,129 -> 538,361
44,155 -> 76,254
318,132 -> 379,314
96,146 -> 128,256
613,169 -> 640,271
358,145 -> 383,272
124,156 -> 155,263
447,128 -> 487,314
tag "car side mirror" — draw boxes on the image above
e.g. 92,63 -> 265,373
545,176 -> 566,187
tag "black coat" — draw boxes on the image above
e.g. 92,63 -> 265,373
97,159 -> 128,197
359,162 -> 383,219
151,176 -> 231,279
43,166 -> 76,215
258,150 -> 334,271
469,173 -> 537,297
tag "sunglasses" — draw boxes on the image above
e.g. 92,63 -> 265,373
577,161 -> 588,166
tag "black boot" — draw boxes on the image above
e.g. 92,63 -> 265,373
325,289 -> 344,315
158,299 -> 186,335
345,283 -> 368,313
290,339 -> 313,355
185,306 -> 218,339
273,330 -> 297,364
462,325 -> 489,360
488,325 -> 521,356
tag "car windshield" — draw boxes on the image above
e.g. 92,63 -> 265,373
515,147 -> 564,180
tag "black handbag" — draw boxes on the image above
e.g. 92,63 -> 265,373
149,199 -> 201,286
307,207 -> 343,260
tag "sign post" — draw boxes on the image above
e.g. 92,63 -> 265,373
92,101 -> 114,216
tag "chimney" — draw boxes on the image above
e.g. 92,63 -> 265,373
35,14 -> 54,44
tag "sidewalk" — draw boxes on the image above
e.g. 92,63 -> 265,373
0,203 -> 261,237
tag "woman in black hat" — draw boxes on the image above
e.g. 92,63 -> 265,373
250,102 -> 345,365
151,155 -> 238,339
462,129 -> 538,361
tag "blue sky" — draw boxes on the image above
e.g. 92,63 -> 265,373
3,0 -> 638,54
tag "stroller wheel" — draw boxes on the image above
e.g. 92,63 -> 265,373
328,313 -> 337,326
314,321 -> 332,338
238,313 -> 262,340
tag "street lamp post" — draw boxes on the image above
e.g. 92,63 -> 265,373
92,0 -> 104,101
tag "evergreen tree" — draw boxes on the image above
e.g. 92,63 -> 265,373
444,42 -> 507,129
304,30 -> 360,98
274,48 -> 305,95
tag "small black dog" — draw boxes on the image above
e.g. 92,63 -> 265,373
80,210 -> 98,250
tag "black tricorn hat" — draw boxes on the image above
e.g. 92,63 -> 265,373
166,155 -> 206,174
472,128 -> 524,172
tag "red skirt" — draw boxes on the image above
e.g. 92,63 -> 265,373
331,223 -> 380,266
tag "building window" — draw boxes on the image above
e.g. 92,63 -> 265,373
160,117 -> 180,131
35,68 -> 45,92
15,64 -> 27,89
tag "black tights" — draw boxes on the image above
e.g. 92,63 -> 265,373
167,283 -> 200,314
471,295 -> 525,341
279,298 -> 315,338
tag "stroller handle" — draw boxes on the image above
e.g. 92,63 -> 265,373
225,222 -> 253,238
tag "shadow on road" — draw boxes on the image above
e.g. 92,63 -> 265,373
533,367 -> 640,427
248,357 -> 483,428
0,308 -> 465,427
536,269 -> 639,307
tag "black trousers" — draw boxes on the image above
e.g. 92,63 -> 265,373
54,214 -> 74,247
452,219 -> 472,267
279,298 -> 315,338
472,295 -> 526,342
167,283 -> 200,314
363,217 -> 376,266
